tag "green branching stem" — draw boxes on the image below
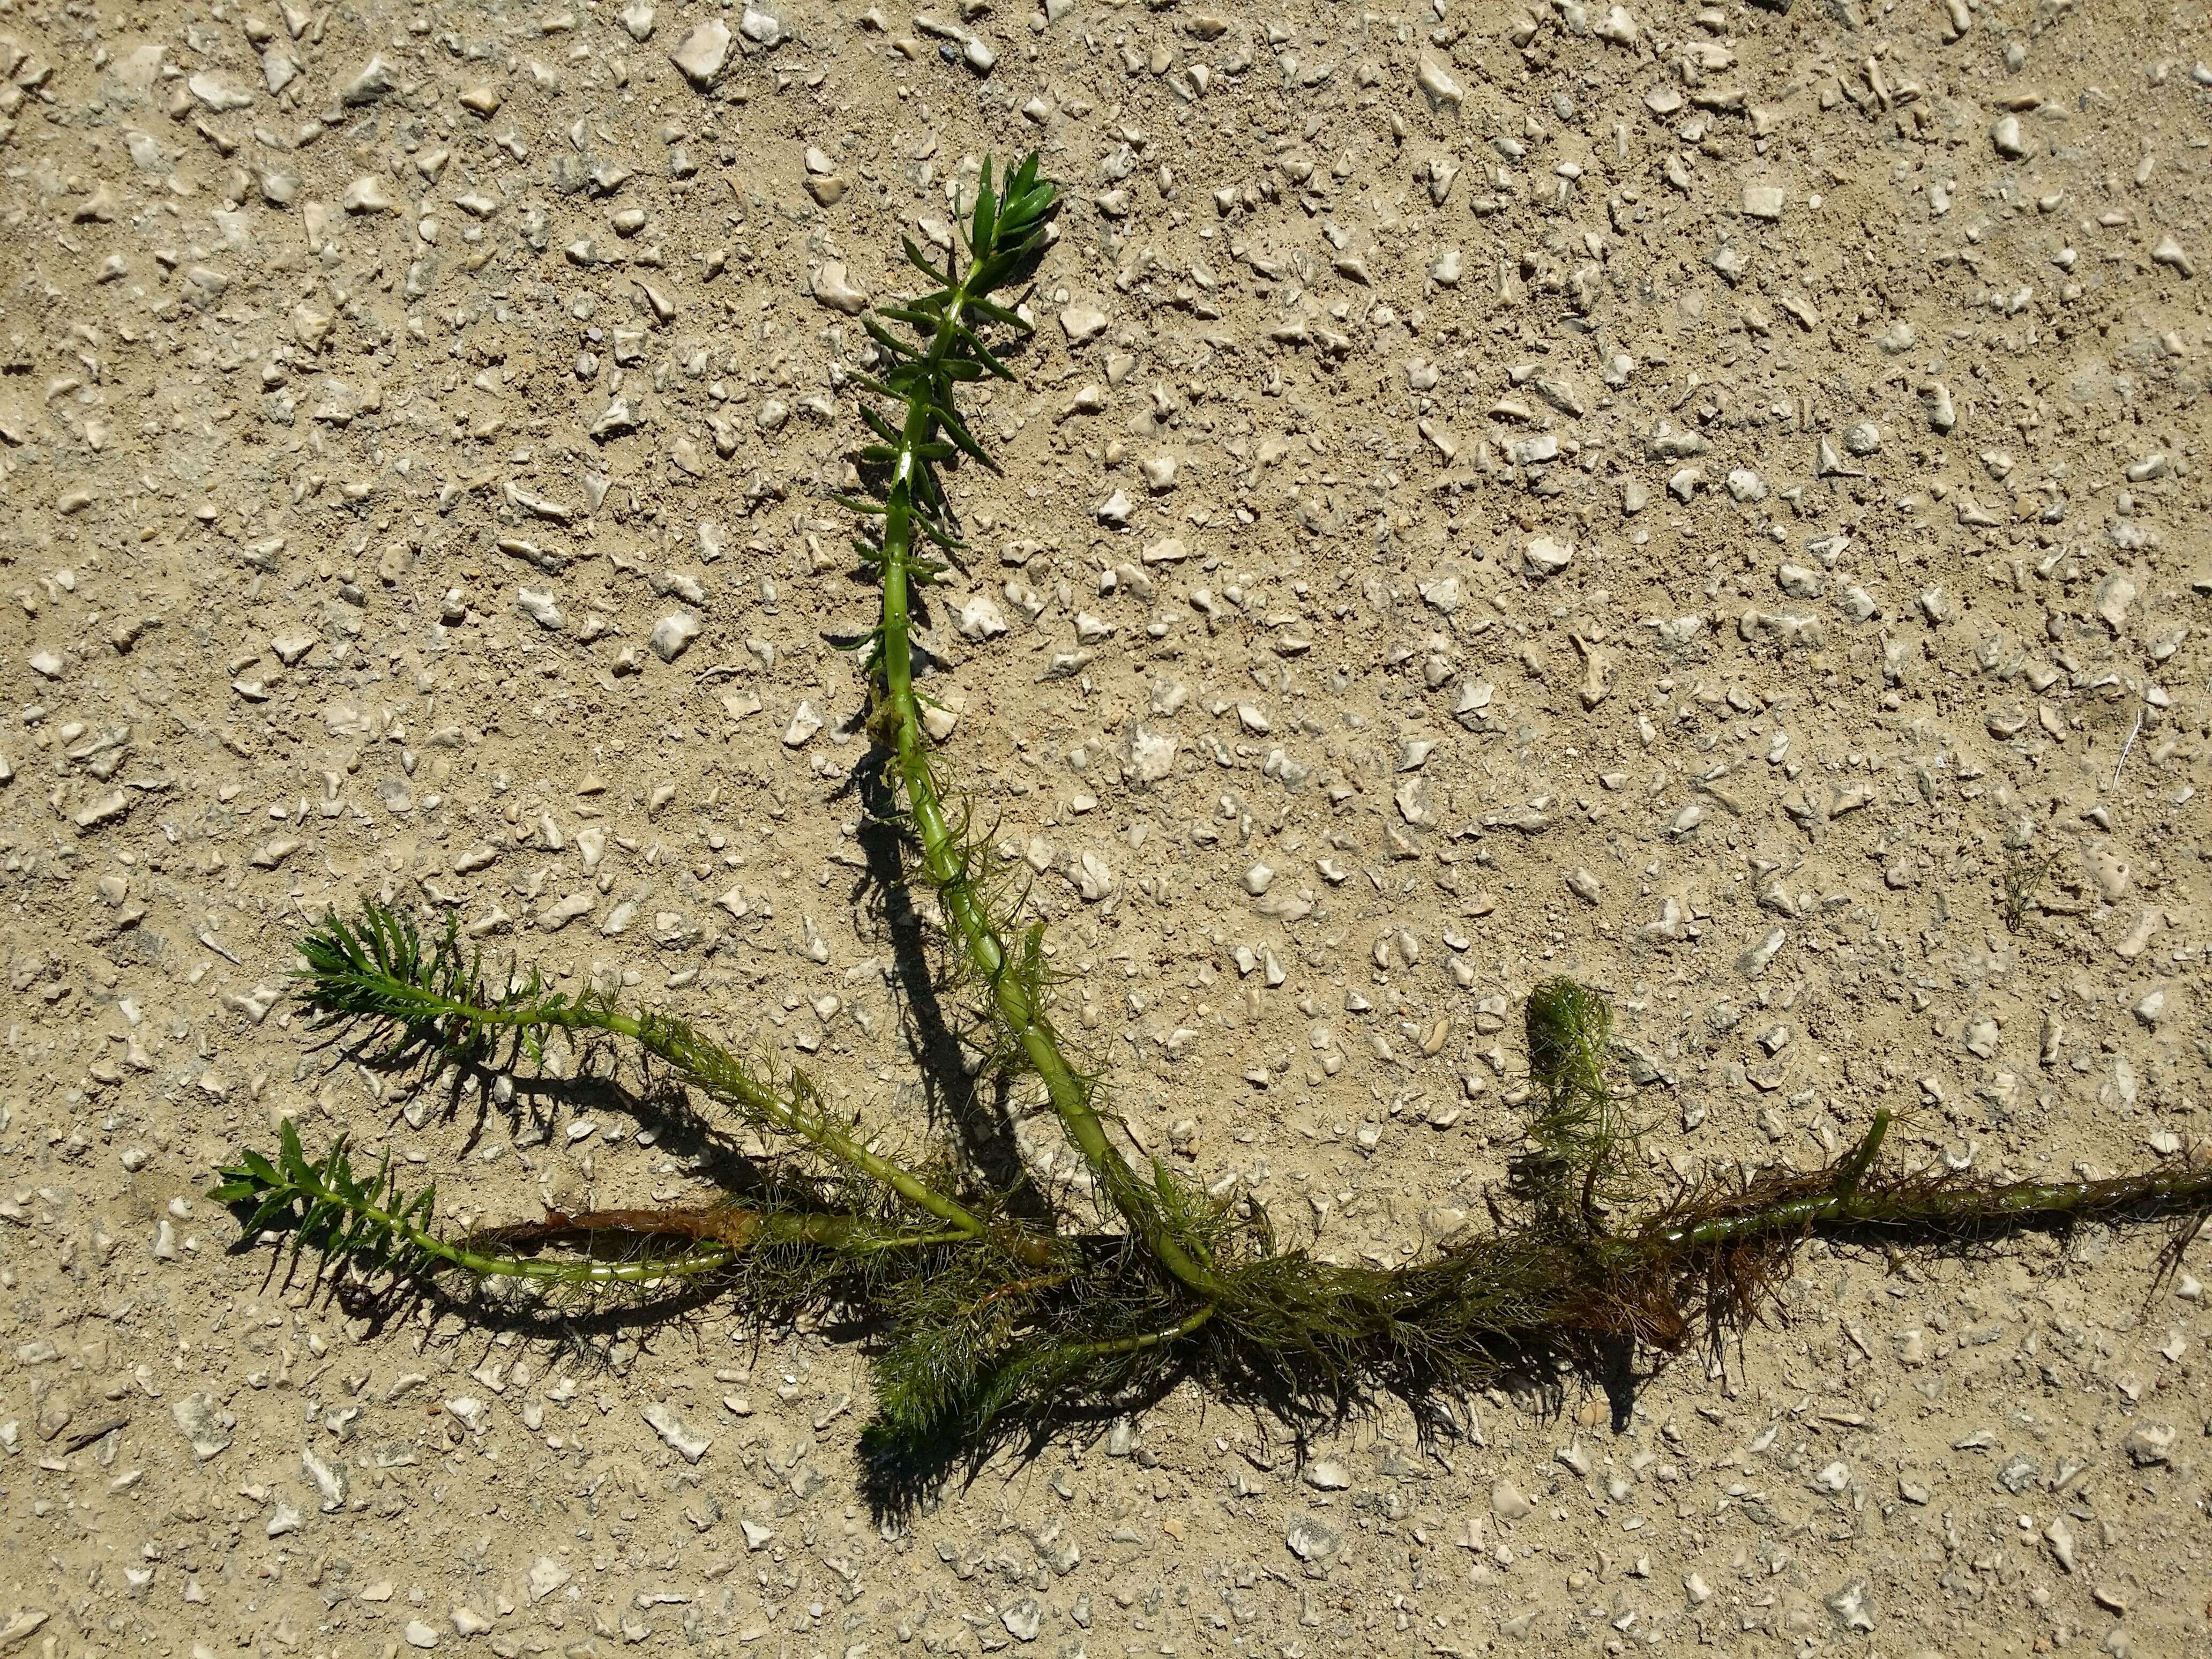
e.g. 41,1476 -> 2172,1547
343,1192 -> 742,1286
864,158 -> 1223,1305
214,1127 -> 743,1289
297,905 -> 993,1245
1829,1105 -> 1890,1197
555,1004 -> 992,1242
1657,1151 -> 2212,1254
1056,1301 -> 1219,1363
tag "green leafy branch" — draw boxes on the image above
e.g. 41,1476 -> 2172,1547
293,902 -> 1011,1250
848,152 -> 1227,1309
212,1122 -> 738,1288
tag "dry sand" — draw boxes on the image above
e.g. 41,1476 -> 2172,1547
2,0 -> 2208,1653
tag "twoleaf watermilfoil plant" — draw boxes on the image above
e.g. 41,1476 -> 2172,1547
215,153 -> 2212,1502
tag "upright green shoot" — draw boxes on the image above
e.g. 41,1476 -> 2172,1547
846,156 -> 1224,1304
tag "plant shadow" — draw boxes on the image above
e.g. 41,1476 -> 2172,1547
850,1314 -> 1601,1522
305,1019 -> 843,1216
835,746 -> 1058,1229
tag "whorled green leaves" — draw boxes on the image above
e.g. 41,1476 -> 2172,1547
212,1120 -> 443,1278
212,1122 -> 741,1289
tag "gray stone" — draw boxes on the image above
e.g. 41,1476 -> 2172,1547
303,1445 -> 348,1510
1059,303 -> 1109,343
2125,1422 -> 2176,1466
649,612 -> 700,662
339,54 -> 395,104
517,588 -> 563,631
1416,58 -> 1463,108
812,261 -> 869,315
641,1401 -> 711,1463
1523,536 -> 1574,578
783,701 -> 824,747
999,1598 -> 1042,1642
1742,183 -> 1785,220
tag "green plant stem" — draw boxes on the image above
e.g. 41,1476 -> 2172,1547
862,1228 -> 982,1253
872,265 -> 1222,1306
477,1205 -> 981,1259
1057,1301 -> 1217,1363
1657,1158 -> 2212,1253
295,1175 -> 747,1286
352,975 -> 993,1245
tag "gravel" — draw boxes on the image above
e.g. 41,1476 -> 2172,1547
2,0 -> 2204,1651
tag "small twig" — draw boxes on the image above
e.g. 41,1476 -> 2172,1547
55,1410 -> 132,1456
2113,705 -> 2143,788
1999,847 -> 2059,933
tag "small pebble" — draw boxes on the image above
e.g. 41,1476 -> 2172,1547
649,612 -> 700,662
671,19 -> 731,85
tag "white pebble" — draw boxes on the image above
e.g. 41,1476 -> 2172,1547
811,261 -> 869,315
1416,58 -> 1463,109
649,612 -> 701,662
783,701 -> 824,747
671,19 -> 731,86
1522,536 -> 1574,578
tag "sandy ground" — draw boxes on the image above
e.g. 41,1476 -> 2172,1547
3,0 -> 2210,1653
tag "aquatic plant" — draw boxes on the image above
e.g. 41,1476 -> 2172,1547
215,152 -> 2212,1496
